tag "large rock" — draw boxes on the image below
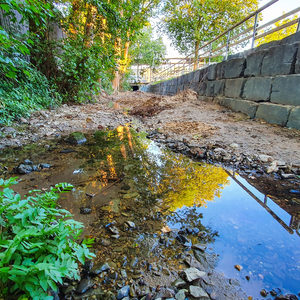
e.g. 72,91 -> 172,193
255,103 -> 292,126
215,61 -> 226,79
67,132 -> 87,145
242,77 -> 272,101
224,78 -> 245,98
221,98 -> 258,118
180,267 -> 206,282
270,75 -> 300,106
223,58 -> 246,79
206,80 -> 224,97
261,43 -> 298,76
207,64 -> 217,80
189,286 -> 210,299
287,106 -> 300,129
244,51 -> 266,76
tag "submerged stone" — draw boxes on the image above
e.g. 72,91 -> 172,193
67,132 -> 87,145
189,286 -> 209,299
117,285 -> 130,300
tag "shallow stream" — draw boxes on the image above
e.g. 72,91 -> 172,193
0,126 -> 299,299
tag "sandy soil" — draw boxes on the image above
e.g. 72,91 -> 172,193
0,90 -> 299,168
114,90 -> 300,167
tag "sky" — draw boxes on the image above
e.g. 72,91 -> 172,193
161,0 -> 300,58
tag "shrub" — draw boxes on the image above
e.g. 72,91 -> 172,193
0,178 -> 95,300
0,65 -> 61,125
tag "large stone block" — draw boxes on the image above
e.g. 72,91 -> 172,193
243,77 -> 272,101
197,82 -> 207,96
207,64 -> 217,80
192,70 -> 201,82
244,51 -> 266,77
271,75 -> 300,106
224,78 -> 245,98
205,81 -> 215,97
261,43 -> 298,76
287,107 -> 300,129
216,62 -> 226,79
214,80 -> 225,96
255,103 -> 292,126
230,98 -> 258,118
295,43 -> 300,73
223,58 -> 246,79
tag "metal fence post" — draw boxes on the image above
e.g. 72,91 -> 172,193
251,12 -> 258,48
225,31 -> 230,59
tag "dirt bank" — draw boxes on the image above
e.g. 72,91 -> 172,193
1,89 -> 299,171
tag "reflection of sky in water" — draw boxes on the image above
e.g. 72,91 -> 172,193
170,175 -> 300,298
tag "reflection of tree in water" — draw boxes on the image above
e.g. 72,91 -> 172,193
157,153 -> 230,211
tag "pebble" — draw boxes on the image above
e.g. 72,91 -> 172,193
80,207 -> 92,214
91,262 -> 110,275
16,164 -> 33,174
172,278 -> 186,288
260,289 -> 268,297
125,221 -> 136,228
76,277 -> 94,294
117,285 -> 130,300
234,264 -> 243,271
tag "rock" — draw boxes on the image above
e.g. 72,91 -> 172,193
176,234 -> 191,247
125,221 -> 136,228
67,132 -> 87,145
180,267 -> 206,282
80,207 -> 92,214
281,173 -> 296,179
19,117 -> 29,124
275,294 -> 298,300
17,164 -> 33,174
192,244 -> 207,252
245,275 -> 250,281
172,278 -> 186,288
91,262 -> 110,275
234,265 -> 243,271
39,163 -> 51,169
76,277 -> 94,294
260,289 -> 268,297
270,288 -> 281,296
117,285 -> 130,300
258,154 -> 273,163
175,289 -> 187,300
156,287 -> 175,298
24,159 -> 33,165
290,189 -> 300,195
108,226 -> 119,235
266,161 -> 278,173
230,143 -> 239,149
189,286 -> 209,299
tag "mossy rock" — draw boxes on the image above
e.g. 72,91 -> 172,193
66,132 -> 87,145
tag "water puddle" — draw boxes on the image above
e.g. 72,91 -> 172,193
0,126 -> 299,299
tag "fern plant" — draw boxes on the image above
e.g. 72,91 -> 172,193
0,178 -> 95,300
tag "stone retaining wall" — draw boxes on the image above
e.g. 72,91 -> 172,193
141,32 -> 300,130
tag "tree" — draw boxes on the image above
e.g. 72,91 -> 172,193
255,14 -> 298,47
162,0 -> 258,69
129,26 -> 166,81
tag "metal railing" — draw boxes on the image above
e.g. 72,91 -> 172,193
146,0 -> 300,83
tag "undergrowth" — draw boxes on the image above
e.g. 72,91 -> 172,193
0,66 -> 61,126
0,178 -> 95,300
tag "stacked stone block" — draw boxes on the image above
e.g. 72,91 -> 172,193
141,31 -> 300,129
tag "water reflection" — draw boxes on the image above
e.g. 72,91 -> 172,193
0,126 -> 299,298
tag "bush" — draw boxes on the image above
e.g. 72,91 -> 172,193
0,178 -> 95,300
0,66 -> 61,125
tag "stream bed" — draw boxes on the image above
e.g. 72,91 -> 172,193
0,126 -> 299,300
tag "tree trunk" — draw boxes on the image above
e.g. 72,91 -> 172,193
193,40 -> 200,70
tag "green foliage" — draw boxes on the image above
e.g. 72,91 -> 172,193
130,26 -> 167,68
162,0 -> 258,57
0,178 -> 95,300
53,36 -> 115,102
0,65 -> 61,125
